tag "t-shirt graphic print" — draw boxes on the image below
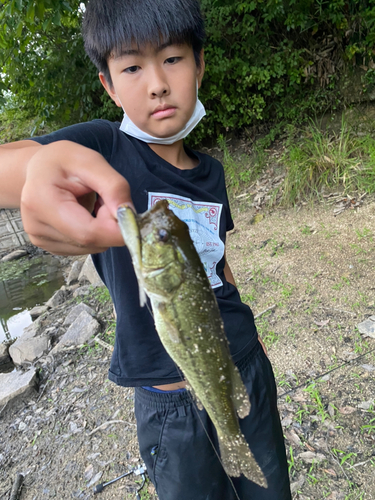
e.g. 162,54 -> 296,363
148,193 -> 224,289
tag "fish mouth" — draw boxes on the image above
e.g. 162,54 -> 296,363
143,267 -> 166,279
143,259 -> 178,279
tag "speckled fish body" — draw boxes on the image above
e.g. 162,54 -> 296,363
117,200 -> 267,488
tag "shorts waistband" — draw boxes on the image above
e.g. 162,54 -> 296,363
135,385 -> 194,410
134,341 -> 262,410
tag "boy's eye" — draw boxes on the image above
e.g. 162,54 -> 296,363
124,66 -> 139,74
165,57 -> 181,65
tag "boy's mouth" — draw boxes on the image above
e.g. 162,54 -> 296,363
151,105 -> 176,119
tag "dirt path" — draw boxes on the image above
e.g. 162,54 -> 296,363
1,198 -> 374,500
227,196 -> 375,500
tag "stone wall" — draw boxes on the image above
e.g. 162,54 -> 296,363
0,209 -> 29,251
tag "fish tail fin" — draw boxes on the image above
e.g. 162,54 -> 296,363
230,363 -> 251,419
217,432 -> 268,488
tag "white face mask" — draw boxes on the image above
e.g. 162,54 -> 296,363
118,83 -> 206,145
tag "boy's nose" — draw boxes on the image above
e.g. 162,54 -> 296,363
148,70 -> 170,98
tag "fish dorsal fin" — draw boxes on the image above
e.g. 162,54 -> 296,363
117,204 -> 147,307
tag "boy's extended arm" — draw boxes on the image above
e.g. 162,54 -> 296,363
0,140 -> 133,255
0,140 -> 41,208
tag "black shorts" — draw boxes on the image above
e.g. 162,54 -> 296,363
134,342 -> 291,500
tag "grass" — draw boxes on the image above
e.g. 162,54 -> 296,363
281,116 -> 375,205
217,134 -> 266,196
219,110 -> 375,210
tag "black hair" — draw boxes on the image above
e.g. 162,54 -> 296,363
82,0 -> 205,86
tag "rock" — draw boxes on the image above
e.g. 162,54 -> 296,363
87,471 -> 103,489
20,321 -> 40,341
298,451 -> 326,463
285,429 -> 302,447
9,335 -> 50,366
73,285 -> 92,298
357,316 -> 375,338
29,305 -> 49,320
0,343 -> 11,366
358,399 -> 374,410
0,368 -> 38,406
361,364 -> 375,372
79,256 -> 104,286
67,260 -> 84,285
46,289 -> 67,308
50,311 -> 100,354
290,476 -> 305,494
1,249 -> 28,262
67,283 -> 80,292
63,303 -> 96,326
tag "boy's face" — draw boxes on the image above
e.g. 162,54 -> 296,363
100,42 -> 205,139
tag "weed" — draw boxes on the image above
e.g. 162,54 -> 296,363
304,382 -> 330,423
241,292 -> 257,304
217,135 -> 265,195
361,417 -> 375,435
295,404 -> 309,425
332,448 -> 357,467
281,284 -> 294,299
104,319 -> 117,346
263,330 -> 279,349
332,276 -> 350,290
281,116 -> 375,205
355,227 -> 373,241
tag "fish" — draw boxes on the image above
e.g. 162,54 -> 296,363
117,199 -> 267,488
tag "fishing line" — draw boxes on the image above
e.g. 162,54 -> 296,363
277,345 -> 375,399
145,302 -> 242,500
173,363 -> 242,500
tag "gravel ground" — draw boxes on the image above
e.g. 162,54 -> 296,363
1,194 -> 374,500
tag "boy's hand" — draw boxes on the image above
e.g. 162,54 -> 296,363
21,141 -> 133,255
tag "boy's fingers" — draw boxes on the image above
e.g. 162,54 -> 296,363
23,196 -> 125,250
29,234 -> 109,256
21,153 -> 133,251
56,199 -> 126,248
67,158 -> 135,217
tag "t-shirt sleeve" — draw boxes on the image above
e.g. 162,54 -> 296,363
29,119 -> 118,163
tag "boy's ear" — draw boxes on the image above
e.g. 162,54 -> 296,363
197,49 -> 205,89
99,73 -> 122,108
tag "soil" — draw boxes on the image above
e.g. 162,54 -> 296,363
1,194 -> 375,500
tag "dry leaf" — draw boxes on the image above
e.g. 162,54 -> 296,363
322,468 -> 337,477
338,406 -> 356,415
285,430 -> 302,447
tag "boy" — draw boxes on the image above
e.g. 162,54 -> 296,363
0,1 -> 291,498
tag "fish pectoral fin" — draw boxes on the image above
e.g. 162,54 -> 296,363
230,364 -> 251,419
154,302 -> 181,344
217,431 -> 267,488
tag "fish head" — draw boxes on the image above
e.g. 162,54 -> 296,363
138,200 -> 193,297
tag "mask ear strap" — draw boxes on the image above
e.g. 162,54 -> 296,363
117,95 -> 126,115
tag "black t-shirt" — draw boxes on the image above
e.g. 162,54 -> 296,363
32,119 -> 258,386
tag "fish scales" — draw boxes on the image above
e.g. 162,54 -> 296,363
117,200 -> 267,488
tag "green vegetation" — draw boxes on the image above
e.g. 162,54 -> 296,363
281,118 -> 375,205
0,256 -> 33,281
2,1 -> 375,144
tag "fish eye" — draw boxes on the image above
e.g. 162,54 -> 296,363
157,228 -> 169,242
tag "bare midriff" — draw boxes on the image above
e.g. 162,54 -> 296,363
153,381 -> 187,391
